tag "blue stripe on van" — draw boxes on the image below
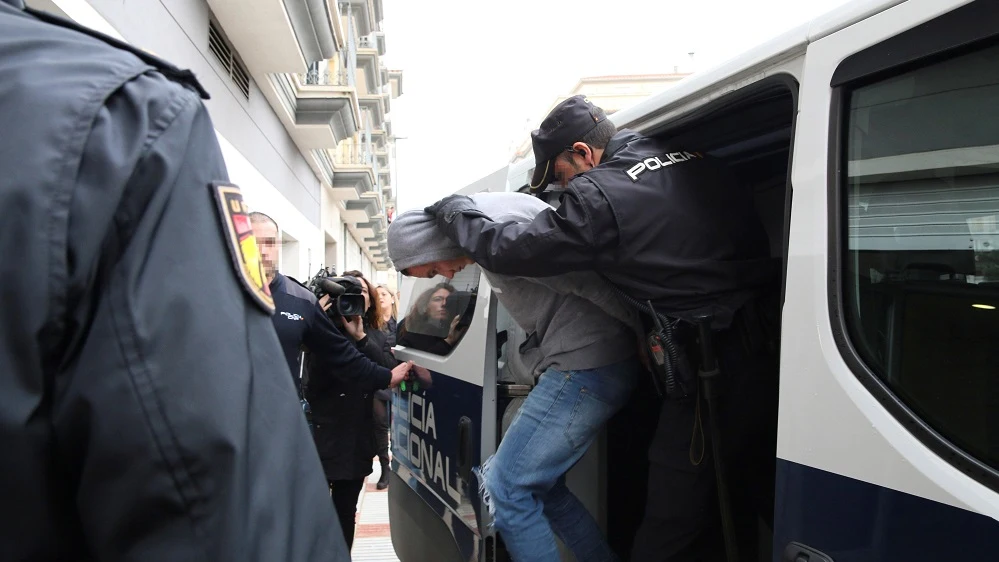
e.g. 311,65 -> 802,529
774,459 -> 999,561
391,374 -> 484,560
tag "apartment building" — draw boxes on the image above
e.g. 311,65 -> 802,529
509,73 -> 690,164
28,0 -> 402,286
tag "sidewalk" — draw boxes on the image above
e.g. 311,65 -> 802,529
350,459 -> 399,562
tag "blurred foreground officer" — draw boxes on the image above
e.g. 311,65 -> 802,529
0,2 -> 350,560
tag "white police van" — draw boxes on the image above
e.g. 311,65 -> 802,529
388,0 -> 999,560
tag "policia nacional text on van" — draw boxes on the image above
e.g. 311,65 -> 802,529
0,1 -> 352,560
427,95 -> 780,561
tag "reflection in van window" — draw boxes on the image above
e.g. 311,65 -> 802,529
397,266 -> 480,355
843,43 -> 999,471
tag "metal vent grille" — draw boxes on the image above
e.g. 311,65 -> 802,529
208,20 -> 250,99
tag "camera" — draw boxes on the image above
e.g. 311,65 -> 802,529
445,290 -> 476,331
307,267 -> 367,318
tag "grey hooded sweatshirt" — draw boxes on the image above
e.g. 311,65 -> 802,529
388,192 -> 639,377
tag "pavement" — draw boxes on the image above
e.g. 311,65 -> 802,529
350,459 -> 399,562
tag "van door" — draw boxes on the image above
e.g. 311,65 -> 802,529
778,1 -> 999,559
388,265 -> 497,562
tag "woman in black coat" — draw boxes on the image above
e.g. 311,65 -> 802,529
307,271 -> 397,549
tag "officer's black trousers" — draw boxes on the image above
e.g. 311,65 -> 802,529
630,328 -> 779,562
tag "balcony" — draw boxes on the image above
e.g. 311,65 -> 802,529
206,0 -> 343,76
327,142 -> 376,200
354,220 -> 384,240
342,197 -> 379,224
340,0 -> 380,37
388,69 -> 404,98
355,34 -> 382,94
359,32 -> 386,56
370,127 -> 388,149
268,64 -> 360,155
358,94 -> 386,129
374,146 -> 389,168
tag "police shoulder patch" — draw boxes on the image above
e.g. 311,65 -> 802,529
209,181 -> 275,314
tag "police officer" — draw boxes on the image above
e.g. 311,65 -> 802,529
0,2 -> 350,559
248,212 -> 413,396
426,95 -> 780,561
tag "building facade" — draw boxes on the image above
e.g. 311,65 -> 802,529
29,0 -> 402,287
509,73 -> 690,164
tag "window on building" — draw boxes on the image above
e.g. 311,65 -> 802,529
842,42 -> 999,471
207,20 -> 251,100
397,266 -> 479,356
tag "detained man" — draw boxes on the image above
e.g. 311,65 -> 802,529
387,191 -> 645,562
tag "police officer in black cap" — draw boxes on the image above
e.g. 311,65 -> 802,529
0,2 -> 352,560
426,95 -> 780,561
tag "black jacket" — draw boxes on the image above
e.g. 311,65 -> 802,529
0,4 -> 348,560
268,273 -> 391,395
383,316 -> 398,348
439,130 -> 778,328
369,325 -> 397,402
308,318 -> 395,481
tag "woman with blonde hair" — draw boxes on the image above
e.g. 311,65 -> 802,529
375,284 -> 399,348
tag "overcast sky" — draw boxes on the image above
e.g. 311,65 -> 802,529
380,0 -> 856,212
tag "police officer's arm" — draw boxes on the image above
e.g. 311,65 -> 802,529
431,178 -> 619,276
304,301 -> 394,389
54,74 -> 347,559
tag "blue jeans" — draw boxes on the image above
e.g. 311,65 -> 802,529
477,357 -> 641,562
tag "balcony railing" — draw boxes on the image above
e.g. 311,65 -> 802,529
335,146 -> 373,166
305,61 -> 352,87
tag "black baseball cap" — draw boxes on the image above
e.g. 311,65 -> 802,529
529,95 -> 607,191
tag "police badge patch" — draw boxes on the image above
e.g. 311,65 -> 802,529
209,182 -> 275,314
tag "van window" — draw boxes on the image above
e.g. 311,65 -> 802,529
397,265 -> 480,355
842,43 -> 999,470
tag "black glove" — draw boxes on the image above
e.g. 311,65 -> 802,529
424,195 -> 491,237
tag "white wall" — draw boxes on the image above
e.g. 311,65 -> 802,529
216,133 -> 320,281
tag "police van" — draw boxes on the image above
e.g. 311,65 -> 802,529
387,0 -> 999,560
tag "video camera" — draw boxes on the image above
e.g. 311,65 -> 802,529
307,266 -> 367,318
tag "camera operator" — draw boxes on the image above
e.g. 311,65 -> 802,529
339,271 -> 394,490
248,212 -> 413,400
310,271 -> 423,545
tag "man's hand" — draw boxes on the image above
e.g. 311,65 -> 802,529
411,364 -> 433,389
424,195 -> 490,234
389,361 -> 413,388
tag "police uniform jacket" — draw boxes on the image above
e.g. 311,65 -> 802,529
0,2 -> 349,560
438,130 -> 778,329
268,273 -> 392,396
